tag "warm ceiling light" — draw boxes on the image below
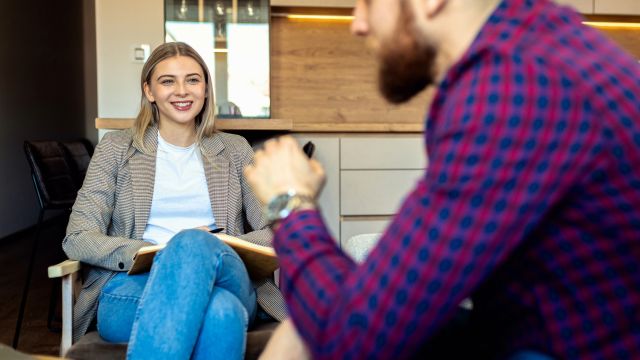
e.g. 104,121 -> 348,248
271,13 -> 354,21
583,21 -> 640,29
288,14 -> 353,21
274,15 -> 640,27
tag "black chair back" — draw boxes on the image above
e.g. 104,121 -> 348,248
23,141 -> 78,210
61,139 -> 94,189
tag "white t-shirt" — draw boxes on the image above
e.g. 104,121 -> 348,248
142,133 -> 216,245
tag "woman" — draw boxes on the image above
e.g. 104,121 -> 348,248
62,42 -> 285,359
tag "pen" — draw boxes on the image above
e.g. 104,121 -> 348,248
209,227 -> 225,234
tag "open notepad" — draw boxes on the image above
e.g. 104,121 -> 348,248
128,233 -> 279,279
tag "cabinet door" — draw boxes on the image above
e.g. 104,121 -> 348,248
292,134 -> 341,241
271,0 -> 354,7
341,170 -> 423,216
595,0 -> 640,15
341,135 -> 426,170
554,0 -> 594,14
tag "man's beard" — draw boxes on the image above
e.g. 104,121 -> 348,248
378,2 -> 437,104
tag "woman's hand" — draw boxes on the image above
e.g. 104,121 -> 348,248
244,136 -> 326,205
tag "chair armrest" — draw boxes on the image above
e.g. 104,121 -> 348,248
48,260 -> 81,278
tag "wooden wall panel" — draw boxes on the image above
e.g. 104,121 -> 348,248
270,17 -> 434,132
598,28 -> 640,59
270,16 -> 640,132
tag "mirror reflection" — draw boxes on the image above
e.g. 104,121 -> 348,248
165,0 -> 271,118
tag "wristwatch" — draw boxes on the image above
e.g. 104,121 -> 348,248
264,189 -> 315,225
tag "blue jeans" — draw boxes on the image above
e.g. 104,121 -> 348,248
97,229 -> 257,360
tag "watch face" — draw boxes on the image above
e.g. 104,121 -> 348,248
266,193 -> 293,221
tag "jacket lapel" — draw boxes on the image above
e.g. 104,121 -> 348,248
131,127 -> 158,240
200,133 -> 229,230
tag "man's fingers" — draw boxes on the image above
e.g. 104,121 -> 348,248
309,159 -> 325,177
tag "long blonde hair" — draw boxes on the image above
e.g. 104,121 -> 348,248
133,42 -> 216,151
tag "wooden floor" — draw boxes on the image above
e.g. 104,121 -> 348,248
0,215 -> 68,356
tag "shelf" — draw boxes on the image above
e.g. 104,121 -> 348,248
95,118 -> 293,131
291,122 -> 424,133
95,119 -> 425,133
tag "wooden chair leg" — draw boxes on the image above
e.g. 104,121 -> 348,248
60,272 -> 77,356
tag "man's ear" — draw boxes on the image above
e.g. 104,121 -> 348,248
422,0 -> 446,18
143,82 -> 155,103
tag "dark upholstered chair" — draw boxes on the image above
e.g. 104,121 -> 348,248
14,140 -> 94,348
60,139 -> 94,189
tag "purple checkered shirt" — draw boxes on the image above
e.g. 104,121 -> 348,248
274,0 -> 640,358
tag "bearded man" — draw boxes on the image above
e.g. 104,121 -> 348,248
245,0 -> 640,359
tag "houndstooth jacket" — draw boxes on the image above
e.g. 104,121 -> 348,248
62,125 -> 287,342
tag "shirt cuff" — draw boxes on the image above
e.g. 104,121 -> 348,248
273,209 -> 325,251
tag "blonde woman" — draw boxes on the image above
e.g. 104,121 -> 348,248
63,42 -> 283,359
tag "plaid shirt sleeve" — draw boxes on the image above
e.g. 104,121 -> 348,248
273,48 -> 608,359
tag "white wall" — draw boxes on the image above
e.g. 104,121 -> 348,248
96,0 -> 164,119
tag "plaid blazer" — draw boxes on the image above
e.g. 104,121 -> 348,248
63,126 -> 286,342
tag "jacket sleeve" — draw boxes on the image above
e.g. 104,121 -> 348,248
62,132 -> 152,271
234,137 -> 273,247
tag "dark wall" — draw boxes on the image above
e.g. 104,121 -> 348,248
0,0 -> 87,237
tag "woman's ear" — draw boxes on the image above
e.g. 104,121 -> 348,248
143,82 -> 155,103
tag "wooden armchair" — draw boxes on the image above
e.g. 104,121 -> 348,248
47,260 -> 277,359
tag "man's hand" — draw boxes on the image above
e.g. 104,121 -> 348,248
259,319 -> 311,360
244,136 -> 326,205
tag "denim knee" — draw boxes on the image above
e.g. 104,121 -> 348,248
193,287 -> 249,359
205,287 -> 249,326
165,230 -> 231,264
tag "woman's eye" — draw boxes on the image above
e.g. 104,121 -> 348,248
187,78 -> 201,84
160,79 -> 174,85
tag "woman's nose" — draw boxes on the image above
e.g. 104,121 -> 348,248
175,81 -> 187,95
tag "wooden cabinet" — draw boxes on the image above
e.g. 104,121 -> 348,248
555,0 -> 640,15
271,0 -> 354,7
292,134 -> 341,241
293,134 -> 425,244
341,170 -> 423,216
554,0 -> 594,14
595,0 -> 640,15
340,135 -> 425,242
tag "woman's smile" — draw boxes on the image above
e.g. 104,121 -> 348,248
171,101 -> 193,111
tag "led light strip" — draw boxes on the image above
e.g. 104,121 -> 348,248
274,13 -> 640,28
272,12 -> 354,21
582,21 -> 640,29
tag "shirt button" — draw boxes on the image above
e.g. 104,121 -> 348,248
118,262 -> 124,270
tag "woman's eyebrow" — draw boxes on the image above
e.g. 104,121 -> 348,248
156,74 -> 175,80
156,73 -> 202,80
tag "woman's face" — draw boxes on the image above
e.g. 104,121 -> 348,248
144,55 -> 207,128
